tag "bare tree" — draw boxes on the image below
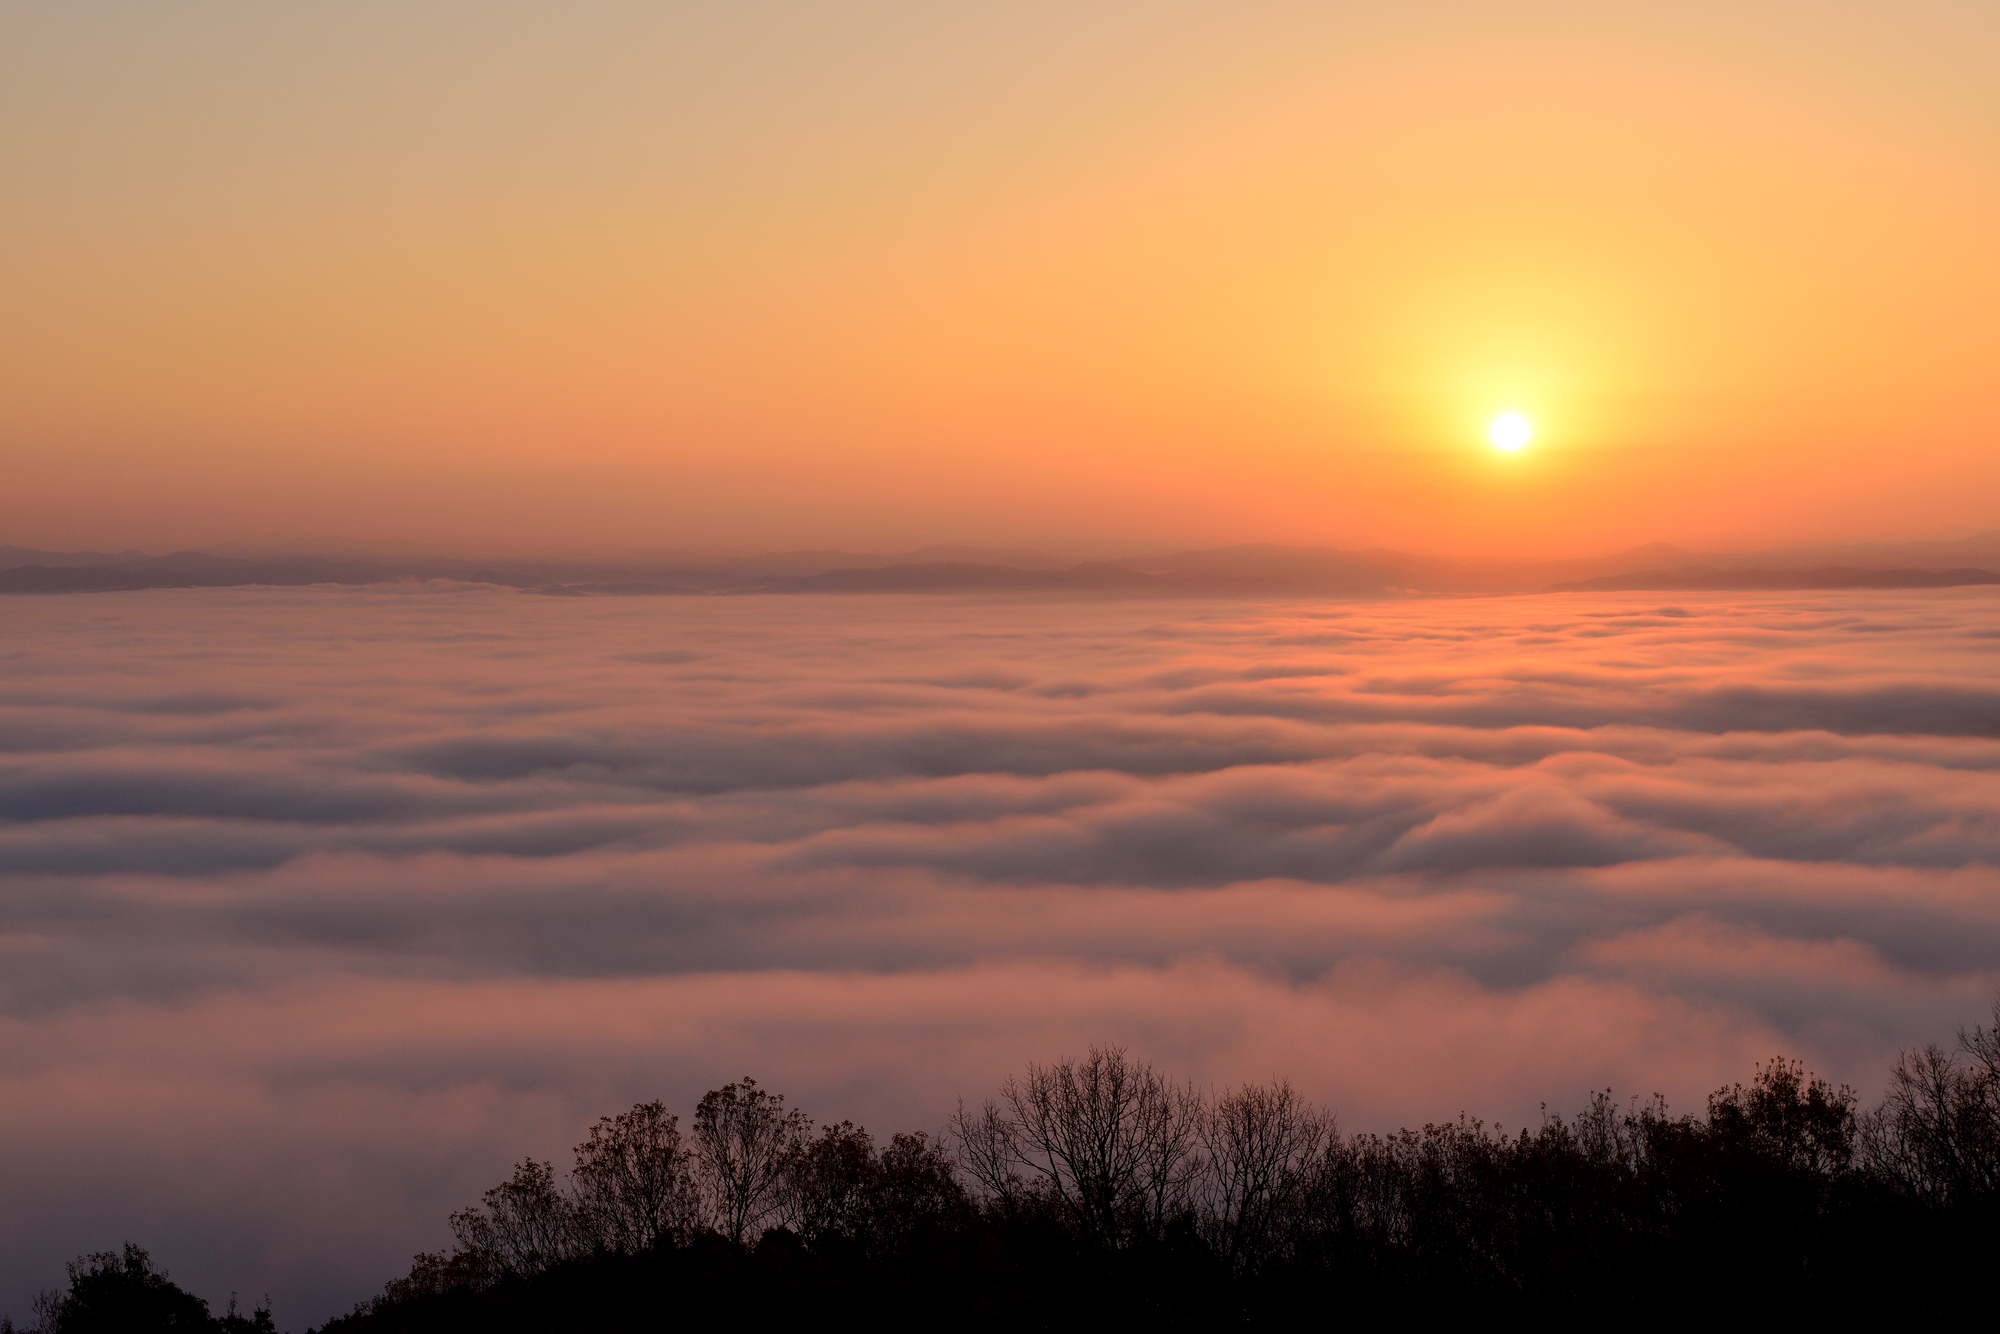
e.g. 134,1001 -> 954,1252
571,1101 -> 703,1253
449,1158 -> 577,1275
949,1097 -> 1026,1213
1197,1079 -> 1334,1274
1958,994 -> 2000,1108
28,1289 -> 62,1334
694,1078 -> 811,1244
1568,1089 -> 1645,1172
970,1045 -> 1203,1249
1863,1038 -> 2000,1208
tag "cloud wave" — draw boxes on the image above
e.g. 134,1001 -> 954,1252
2,585 -> 1998,1322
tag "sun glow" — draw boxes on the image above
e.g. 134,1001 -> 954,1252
1489,413 -> 1532,451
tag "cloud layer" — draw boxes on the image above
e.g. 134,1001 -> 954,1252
4,585 -> 1998,1322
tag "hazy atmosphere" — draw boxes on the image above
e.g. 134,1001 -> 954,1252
4,3 -> 1998,1329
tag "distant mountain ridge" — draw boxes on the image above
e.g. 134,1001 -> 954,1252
5,536 -> 2000,598
1548,566 -> 2000,592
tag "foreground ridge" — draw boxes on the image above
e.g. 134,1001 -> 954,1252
16,1003 -> 1997,1332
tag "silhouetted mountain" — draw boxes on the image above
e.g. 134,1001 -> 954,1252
896,545 -> 1078,570
1547,566 -> 2000,592
698,546 -> 1078,577
1727,529 -> 2000,569
750,561 -> 1165,593
0,544 -> 155,569
1109,542 -> 1709,595
7,536 -> 2000,598
0,551 -> 409,592
697,549 -> 897,577
541,581 -> 704,596
0,566 -> 157,593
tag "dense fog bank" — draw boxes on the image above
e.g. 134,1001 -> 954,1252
3,587 -> 1998,1320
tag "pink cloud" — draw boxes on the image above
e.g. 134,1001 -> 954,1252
2,584 -> 1999,1321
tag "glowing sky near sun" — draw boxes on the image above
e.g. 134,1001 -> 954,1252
4,1 -> 1997,556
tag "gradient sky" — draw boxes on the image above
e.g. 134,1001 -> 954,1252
4,1 -> 1998,556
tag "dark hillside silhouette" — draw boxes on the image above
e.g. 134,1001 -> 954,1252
13,1001 -> 1996,1331
292,998 -> 1998,1330
4,1244 -> 273,1334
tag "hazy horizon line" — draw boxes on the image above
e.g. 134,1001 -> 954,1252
11,524 -> 2000,570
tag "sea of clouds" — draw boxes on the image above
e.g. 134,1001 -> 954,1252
4,585 -> 1999,1322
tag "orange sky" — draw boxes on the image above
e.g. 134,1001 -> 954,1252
4,2 -> 1997,557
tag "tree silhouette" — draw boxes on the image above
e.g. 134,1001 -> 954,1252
693,1078 -> 810,1244
781,1120 -> 876,1245
572,1101 -> 702,1253
279,992 -> 2000,1331
19,1244 -> 274,1334
1863,995 -> 2000,1208
449,1158 -> 575,1277
1196,1079 -> 1333,1275
954,1044 -> 1202,1250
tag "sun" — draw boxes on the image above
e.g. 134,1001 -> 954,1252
1489,412 -> 1532,451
